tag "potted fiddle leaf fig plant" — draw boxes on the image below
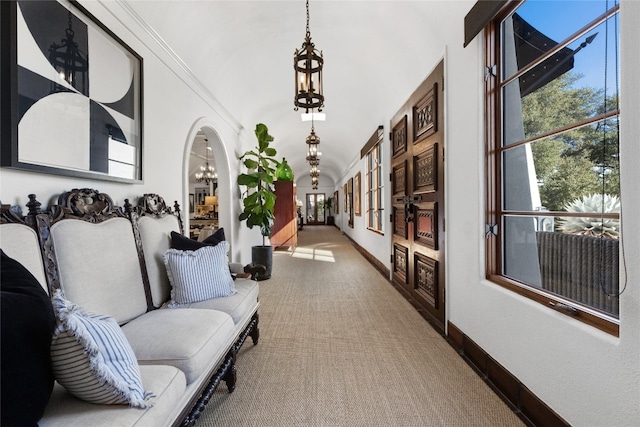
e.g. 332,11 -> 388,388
319,196 -> 335,226
237,123 -> 280,280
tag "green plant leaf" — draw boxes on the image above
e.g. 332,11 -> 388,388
256,171 -> 274,184
238,174 -> 259,187
239,123 -> 279,240
243,158 -> 259,169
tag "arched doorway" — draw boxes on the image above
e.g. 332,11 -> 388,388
188,131 -> 218,239
183,122 -> 232,248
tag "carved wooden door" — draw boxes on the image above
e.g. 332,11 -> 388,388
390,60 -> 445,332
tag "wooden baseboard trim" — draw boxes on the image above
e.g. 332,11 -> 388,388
447,322 -> 570,427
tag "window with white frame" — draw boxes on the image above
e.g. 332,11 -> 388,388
485,0 -> 621,335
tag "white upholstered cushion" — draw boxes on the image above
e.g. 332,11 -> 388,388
0,223 -> 48,292
49,218 -> 148,324
121,308 -> 235,384
40,365 -> 186,427
181,278 -> 258,325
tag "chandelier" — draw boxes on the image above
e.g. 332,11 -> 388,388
195,138 -> 217,184
294,0 -> 324,113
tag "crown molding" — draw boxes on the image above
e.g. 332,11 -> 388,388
98,0 -> 243,134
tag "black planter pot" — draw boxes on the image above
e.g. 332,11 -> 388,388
326,216 -> 335,226
251,245 -> 273,281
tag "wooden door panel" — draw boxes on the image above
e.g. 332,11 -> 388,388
391,60 -> 445,331
392,160 -> 407,196
414,201 -> 437,250
414,253 -> 439,308
413,83 -> 438,141
392,115 -> 408,158
393,244 -> 409,285
413,143 -> 438,194
393,206 -> 407,238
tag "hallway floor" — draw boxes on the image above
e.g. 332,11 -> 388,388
202,226 -> 523,426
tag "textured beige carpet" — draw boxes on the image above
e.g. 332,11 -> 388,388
199,226 -> 523,426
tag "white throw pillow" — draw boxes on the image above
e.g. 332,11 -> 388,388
164,240 -> 236,306
50,291 -> 153,408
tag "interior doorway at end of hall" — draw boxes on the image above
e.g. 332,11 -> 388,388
306,193 -> 325,225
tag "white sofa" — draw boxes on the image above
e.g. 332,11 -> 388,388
0,189 -> 259,427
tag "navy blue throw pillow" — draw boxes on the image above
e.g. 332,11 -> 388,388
170,227 -> 226,251
1,250 -> 56,427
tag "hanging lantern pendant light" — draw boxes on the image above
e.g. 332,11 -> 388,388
294,0 -> 324,112
305,123 -> 320,162
306,116 -> 321,188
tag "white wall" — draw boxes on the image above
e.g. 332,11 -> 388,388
1,2 -> 638,425
0,0 -> 258,264
444,2 -> 640,426
333,2 -> 640,426
337,152 -> 391,274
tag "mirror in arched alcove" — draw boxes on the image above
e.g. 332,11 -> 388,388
188,130 -> 219,241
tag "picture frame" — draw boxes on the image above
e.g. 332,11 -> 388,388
354,172 -> 361,216
333,190 -> 339,215
343,183 -> 348,213
0,0 -> 143,182
347,177 -> 354,228
195,187 -> 209,206
189,193 -> 195,213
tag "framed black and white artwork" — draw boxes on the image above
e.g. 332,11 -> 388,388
0,0 -> 143,182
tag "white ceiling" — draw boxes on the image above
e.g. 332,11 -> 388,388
126,0 -> 471,186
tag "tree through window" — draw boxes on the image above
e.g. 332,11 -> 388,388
485,0 -> 621,334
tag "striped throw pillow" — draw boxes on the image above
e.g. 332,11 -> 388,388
50,291 -> 153,408
164,240 -> 236,306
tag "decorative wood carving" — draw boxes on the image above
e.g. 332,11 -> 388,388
393,206 -> 407,238
4,187 -> 261,427
136,193 -> 184,235
414,253 -> 438,307
415,202 -> 437,249
55,188 -> 124,223
34,213 -> 60,294
414,83 -> 438,141
0,202 -> 24,224
392,115 -> 407,157
392,160 -> 407,196
181,352 -> 235,427
414,143 -> 438,193
393,244 -> 409,284
140,193 -> 170,215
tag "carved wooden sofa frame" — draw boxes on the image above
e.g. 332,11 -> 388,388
1,189 -> 260,427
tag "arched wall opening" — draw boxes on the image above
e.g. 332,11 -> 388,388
182,118 -> 236,258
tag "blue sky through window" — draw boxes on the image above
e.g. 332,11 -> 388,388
514,0 -> 619,96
